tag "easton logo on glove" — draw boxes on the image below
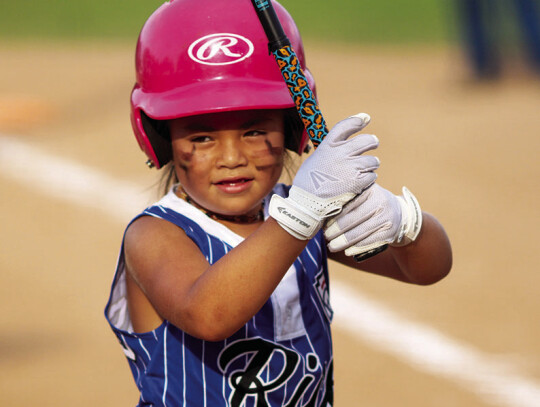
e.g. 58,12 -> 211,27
309,171 -> 339,190
276,207 -> 311,229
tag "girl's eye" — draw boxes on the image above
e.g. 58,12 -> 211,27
190,135 -> 212,143
245,130 -> 266,137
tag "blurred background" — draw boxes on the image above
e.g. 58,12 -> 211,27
1,1 -> 539,406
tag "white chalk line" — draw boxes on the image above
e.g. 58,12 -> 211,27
0,135 -> 151,221
331,282 -> 540,407
1,134 -> 539,407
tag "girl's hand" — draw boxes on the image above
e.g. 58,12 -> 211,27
324,184 -> 422,257
270,113 -> 380,239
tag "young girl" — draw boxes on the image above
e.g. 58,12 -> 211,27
105,1 -> 452,406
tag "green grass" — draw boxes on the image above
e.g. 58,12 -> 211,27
281,0 -> 455,44
0,0 -> 164,40
0,0 -> 456,44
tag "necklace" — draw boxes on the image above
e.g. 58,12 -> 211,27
174,186 -> 264,224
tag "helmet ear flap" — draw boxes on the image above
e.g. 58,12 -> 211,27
140,112 -> 172,168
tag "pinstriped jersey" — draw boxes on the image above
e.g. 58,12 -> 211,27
105,184 -> 334,406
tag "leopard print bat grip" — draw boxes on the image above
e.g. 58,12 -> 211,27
250,0 -> 328,148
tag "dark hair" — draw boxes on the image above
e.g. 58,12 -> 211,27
141,111 -> 172,168
282,107 -> 305,154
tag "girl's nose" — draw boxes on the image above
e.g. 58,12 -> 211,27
217,137 -> 248,168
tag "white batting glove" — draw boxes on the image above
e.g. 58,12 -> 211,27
324,184 -> 423,258
270,113 -> 379,240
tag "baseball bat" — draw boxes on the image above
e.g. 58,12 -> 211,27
250,0 -> 387,261
249,0 -> 327,148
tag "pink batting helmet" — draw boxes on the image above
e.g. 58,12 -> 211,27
130,0 -> 315,169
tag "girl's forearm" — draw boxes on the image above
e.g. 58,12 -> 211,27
178,218 -> 307,340
389,212 -> 452,285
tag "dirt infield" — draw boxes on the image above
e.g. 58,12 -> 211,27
1,40 -> 539,406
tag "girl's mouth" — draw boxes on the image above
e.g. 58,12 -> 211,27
214,178 -> 253,194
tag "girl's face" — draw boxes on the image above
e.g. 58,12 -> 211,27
170,109 -> 286,218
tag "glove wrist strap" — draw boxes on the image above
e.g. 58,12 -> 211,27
392,187 -> 423,247
269,194 -> 322,240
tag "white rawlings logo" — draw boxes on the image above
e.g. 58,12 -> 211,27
188,33 -> 254,66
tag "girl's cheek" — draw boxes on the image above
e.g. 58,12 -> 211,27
173,143 -> 192,169
248,139 -> 285,170
175,144 -> 212,171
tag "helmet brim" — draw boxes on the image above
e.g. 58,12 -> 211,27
132,77 -> 297,121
